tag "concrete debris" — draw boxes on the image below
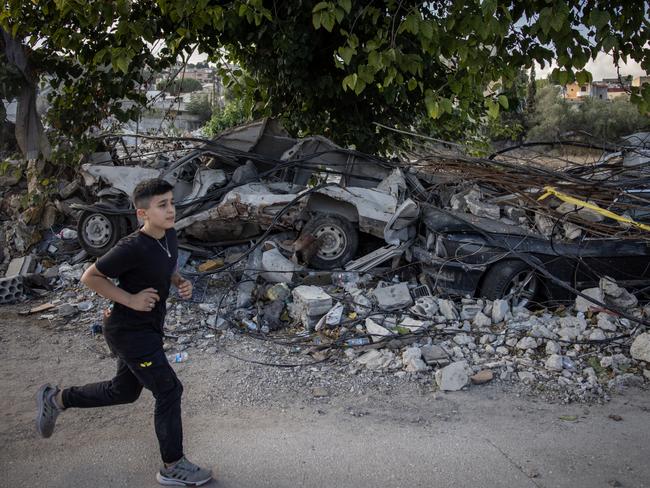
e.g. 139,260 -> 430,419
575,287 -> 604,313
365,318 -> 393,342
372,282 -> 413,311
5,255 -> 35,278
435,361 -> 471,391
261,247 -> 302,283
630,333 -> 650,363
402,347 -> 428,372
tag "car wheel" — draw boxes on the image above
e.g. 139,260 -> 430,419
479,259 -> 540,307
300,213 -> 358,270
77,211 -> 127,257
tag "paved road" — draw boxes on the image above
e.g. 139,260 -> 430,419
3,387 -> 649,488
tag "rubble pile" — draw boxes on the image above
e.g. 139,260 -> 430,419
12,237 -> 648,404
2,123 -> 649,405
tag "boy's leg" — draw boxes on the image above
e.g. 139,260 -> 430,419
36,357 -> 143,438
122,346 -> 212,486
62,357 -> 144,408
120,347 -> 184,465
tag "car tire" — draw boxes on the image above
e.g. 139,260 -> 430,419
301,213 -> 358,270
77,211 -> 127,257
479,259 -> 540,307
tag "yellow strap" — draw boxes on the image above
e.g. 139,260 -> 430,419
538,186 -> 650,232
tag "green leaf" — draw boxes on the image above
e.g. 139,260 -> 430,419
550,11 -> 565,32
575,70 -> 592,85
425,94 -> 440,119
498,94 -> 509,109
407,78 -> 417,91
486,99 -> 499,118
312,2 -> 330,13
321,11 -> 335,31
342,73 -> 357,91
602,35 -> 617,53
559,415 -> 578,422
589,9 -> 610,30
338,46 -> 355,65
353,78 -> 366,95
338,0 -> 351,14
420,20 -> 433,40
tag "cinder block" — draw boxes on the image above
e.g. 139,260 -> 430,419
0,276 -> 24,304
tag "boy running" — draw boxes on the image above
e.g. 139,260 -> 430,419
35,178 -> 213,486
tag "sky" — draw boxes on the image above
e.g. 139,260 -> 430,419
534,52 -> 644,81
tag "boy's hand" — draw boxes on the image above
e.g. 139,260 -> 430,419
176,278 -> 193,300
128,288 -> 160,312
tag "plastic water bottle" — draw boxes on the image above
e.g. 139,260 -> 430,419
168,352 -> 189,363
346,337 -> 370,347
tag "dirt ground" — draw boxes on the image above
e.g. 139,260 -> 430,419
2,303 -> 650,488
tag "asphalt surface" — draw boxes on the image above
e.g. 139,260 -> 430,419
3,387 -> 649,488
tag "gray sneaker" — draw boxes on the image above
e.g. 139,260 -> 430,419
156,456 -> 213,486
35,383 -> 63,438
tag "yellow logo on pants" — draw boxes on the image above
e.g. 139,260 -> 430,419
139,361 -> 153,368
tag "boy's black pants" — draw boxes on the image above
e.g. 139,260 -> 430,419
61,336 -> 184,464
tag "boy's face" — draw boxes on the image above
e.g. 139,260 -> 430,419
137,191 -> 175,229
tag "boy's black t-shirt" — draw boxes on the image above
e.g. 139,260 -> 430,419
95,227 -> 178,357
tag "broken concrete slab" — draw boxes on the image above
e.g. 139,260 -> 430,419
491,299 -> 509,323
438,299 -> 459,321
435,360 -> 471,391
372,282 -> 413,311
292,286 -> 332,316
420,344 -> 449,366
402,347 -> 428,372
5,255 -> 35,278
630,333 -> 650,363
575,287 -> 604,312
261,247 -> 302,283
365,317 -> 393,342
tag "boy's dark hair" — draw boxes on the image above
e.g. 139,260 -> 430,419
132,178 -> 174,209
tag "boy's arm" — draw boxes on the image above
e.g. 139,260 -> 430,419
81,264 -> 160,312
171,272 -> 193,300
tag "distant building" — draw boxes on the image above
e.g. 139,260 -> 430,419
607,87 -> 629,100
563,82 -> 608,101
632,76 -> 650,87
601,77 -> 632,88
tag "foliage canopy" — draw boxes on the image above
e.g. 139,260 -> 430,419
2,0 -> 649,152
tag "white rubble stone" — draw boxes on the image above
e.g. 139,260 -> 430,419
575,287 -> 604,313
473,311 -> 492,327
421,344 -> 449,365
589,328 -> 606,341
373,282 -> 413,311
399,317 -> 428,332
630,333 -> 650,363
600,356 -> 613,369
453,333 -> 474,346
460,304 -> 482,320
356,350 -> 385,370
496,346 -> 510,355
545,354 -> 564,371
505,337 -> 518,347
545,341 -> 561,355
411,296 -> 438,316
292,286 -> 332,316
516,337 -> 538,350
600,277 -> 638,309
261,248 -> 302,283
518,371 -> 536,383
402,347 -> 428,372
438,299 -> 459,321
435,361 -> 471,391
491,299 -> 510,323
597,313 -> 618,332
531,324 -> 557,340
365,318 -> 393,342
644,369 -> 650,381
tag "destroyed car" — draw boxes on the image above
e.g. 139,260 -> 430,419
74,119 -> 420,269
411,205 -> 650,306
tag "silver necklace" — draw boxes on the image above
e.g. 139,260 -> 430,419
155,234 -> 171,258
